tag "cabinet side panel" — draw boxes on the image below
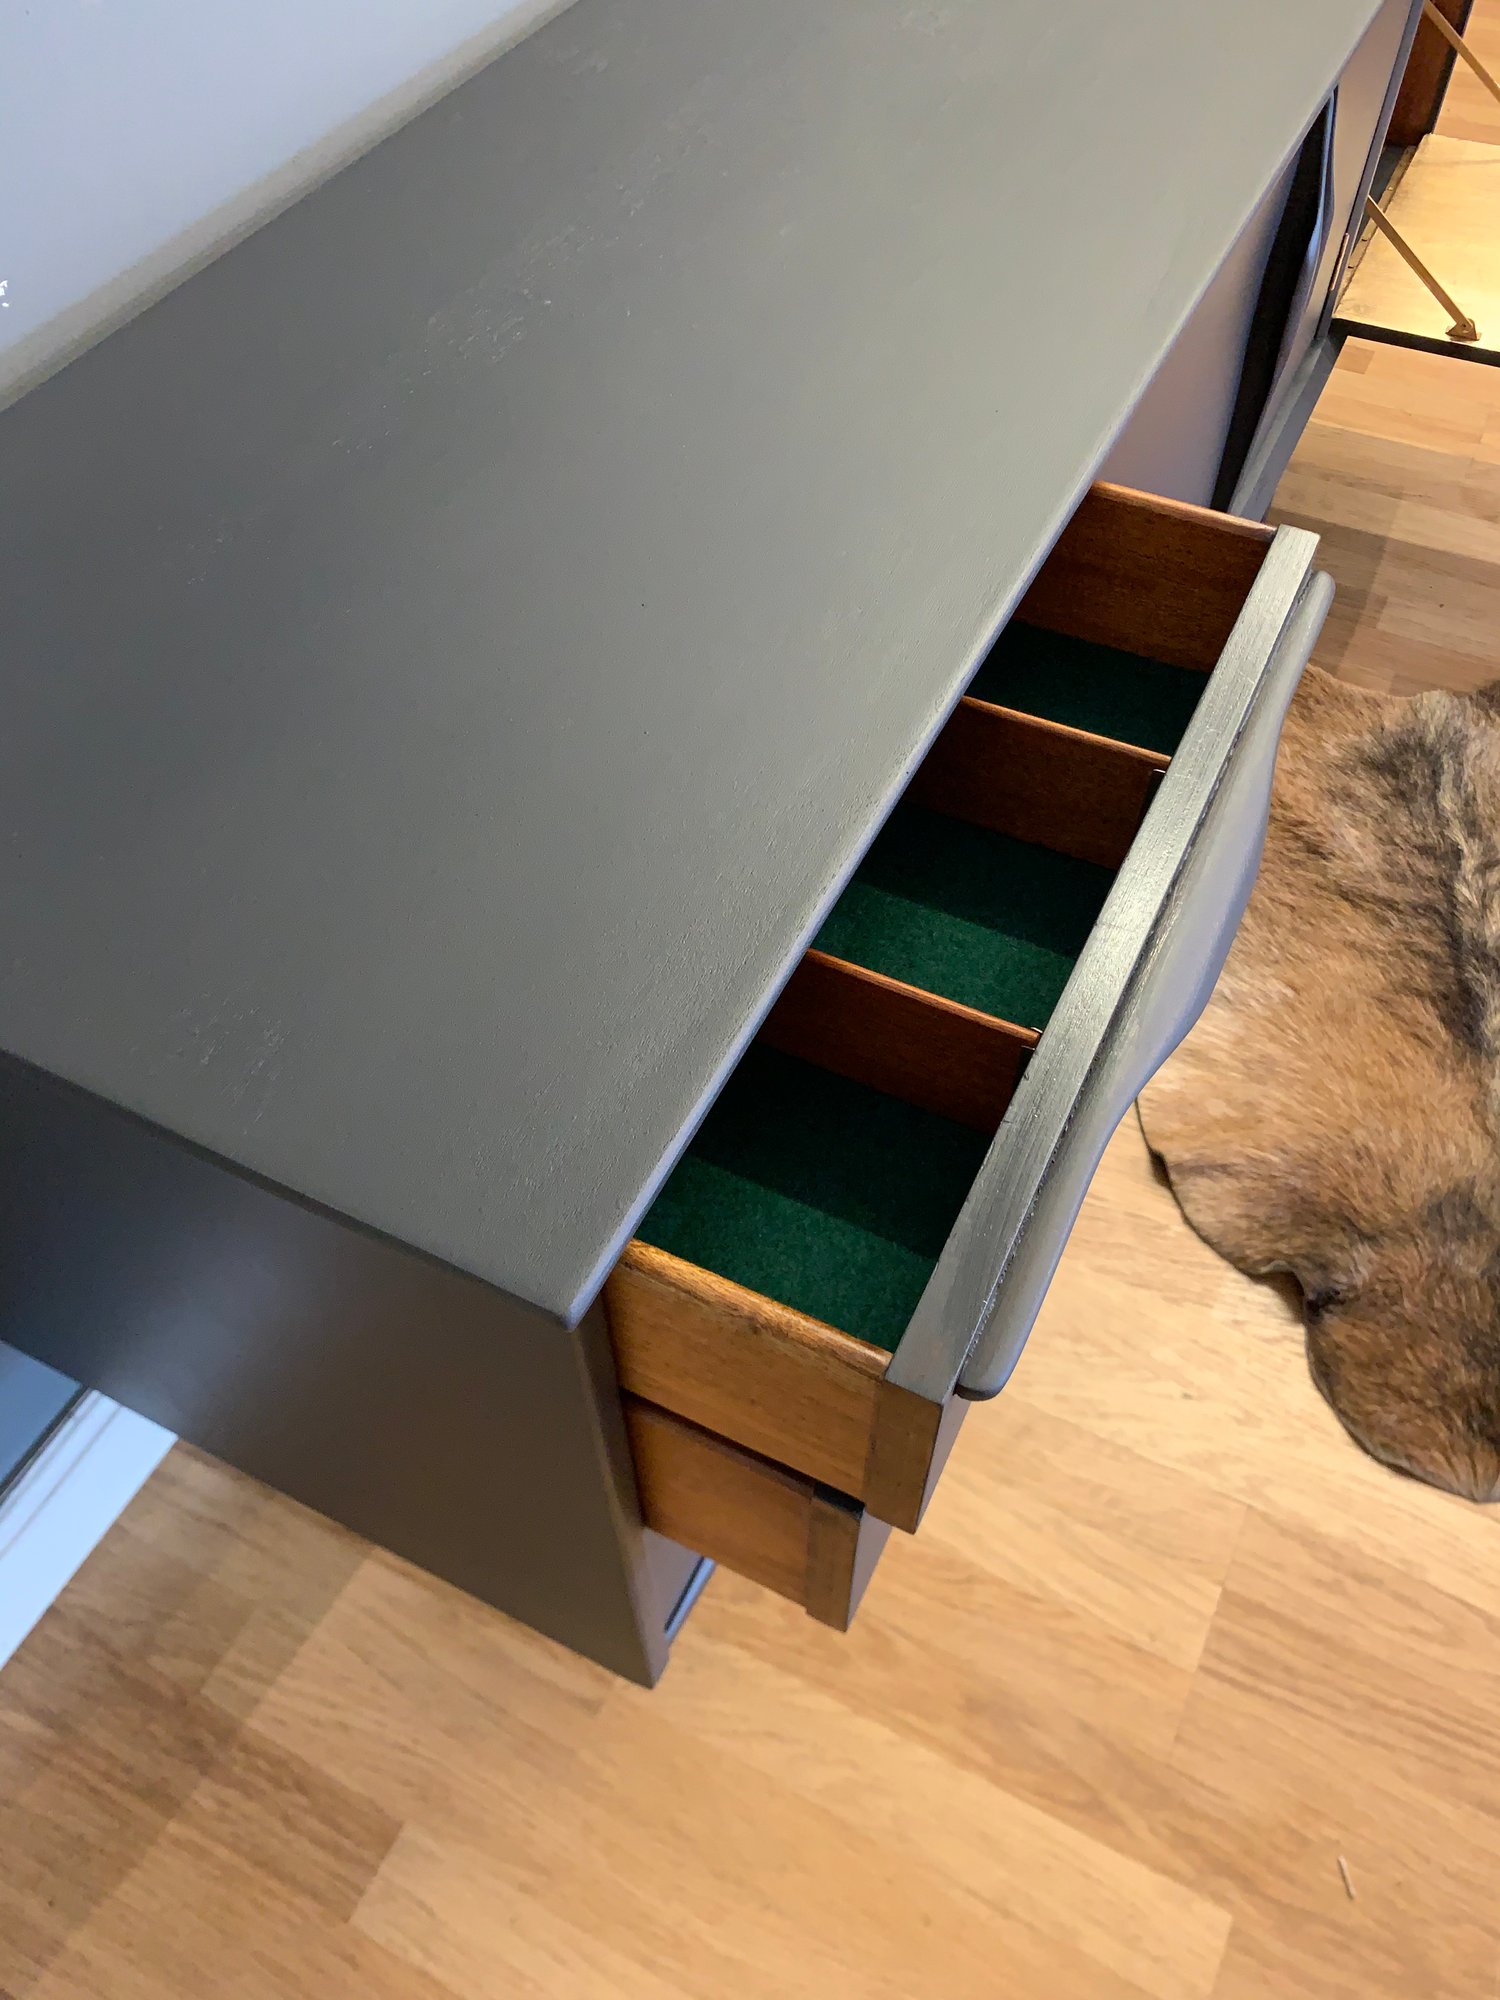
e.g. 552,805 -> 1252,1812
0,1056 -> 677,1683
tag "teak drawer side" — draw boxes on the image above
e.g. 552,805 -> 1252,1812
624,1395 -> 890,1629
609,1242 -> 888,1498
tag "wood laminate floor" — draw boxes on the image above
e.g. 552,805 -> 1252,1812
5,29 -> 1500,2000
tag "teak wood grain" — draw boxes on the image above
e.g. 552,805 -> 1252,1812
607,1242 -> 889,1498
760,949 -> 1035,1133
623,1396 -> 882,1628
804,1488 -> 894,1631
608,1243 -> 949,1535
624,1396 -> 814,1608
1017,482 -> 1274,670
908,696 -> 1168,870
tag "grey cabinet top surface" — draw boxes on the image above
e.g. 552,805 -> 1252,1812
0,0 -> 1379,1324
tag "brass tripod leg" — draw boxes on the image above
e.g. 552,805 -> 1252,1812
1421,0 -> 1500,113
1364,194 -> 1480,342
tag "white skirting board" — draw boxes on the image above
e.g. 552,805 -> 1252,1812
0,1394 -> 175,1669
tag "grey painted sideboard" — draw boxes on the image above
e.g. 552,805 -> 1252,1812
0,0 -> 1401,1677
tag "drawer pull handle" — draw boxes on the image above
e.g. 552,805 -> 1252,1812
889,528 -> 1334,1404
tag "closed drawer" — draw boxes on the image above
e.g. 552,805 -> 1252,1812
625,1396 -> 892,1629
610,482 -> 1332,1605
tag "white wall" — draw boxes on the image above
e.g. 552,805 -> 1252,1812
0,0 -> 572,405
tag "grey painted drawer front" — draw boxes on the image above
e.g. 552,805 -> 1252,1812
929,538 -> 1331,1402
611,484 -> 1331,1552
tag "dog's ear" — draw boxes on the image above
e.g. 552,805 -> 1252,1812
1301,1183 -> 1500,1500
1275,1204 -> 1371,1306
1139,1120 -> 1368,1298
1302,1238 -> 1500,1503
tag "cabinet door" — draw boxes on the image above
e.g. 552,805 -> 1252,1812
1227,0 -> 1421,515
1312,0 -> 1424,344
1101,152 -> 1301,507
1107,0 -> 1420,513
1258,0 -> 1419,400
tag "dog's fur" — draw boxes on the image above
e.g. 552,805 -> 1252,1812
1138,665 -> 1500,1500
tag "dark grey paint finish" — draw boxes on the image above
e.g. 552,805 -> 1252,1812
0,0 -> 1386,1328
659,1550 -> 715,1643
0,1056 -> 693,1684
1100,154 -> 1300,507
1109,0 -> 1418,514
1230,0 -> 1421,511
1312,0 -> 1424,347
889,534 -> 1333,1404
1230,334 -> 1344,520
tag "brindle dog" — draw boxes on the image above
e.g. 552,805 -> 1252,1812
1138,665 -> 1500,1500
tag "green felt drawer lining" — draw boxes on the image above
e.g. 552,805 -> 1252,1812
637,1046 -> 989,1353
639,810 -> 1109,1349
970,621 -> 1205,756
637,621 -> 1200,1354
813,806 -> 1113,1031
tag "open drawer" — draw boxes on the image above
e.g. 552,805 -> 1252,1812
607,483 -> 1332,1623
